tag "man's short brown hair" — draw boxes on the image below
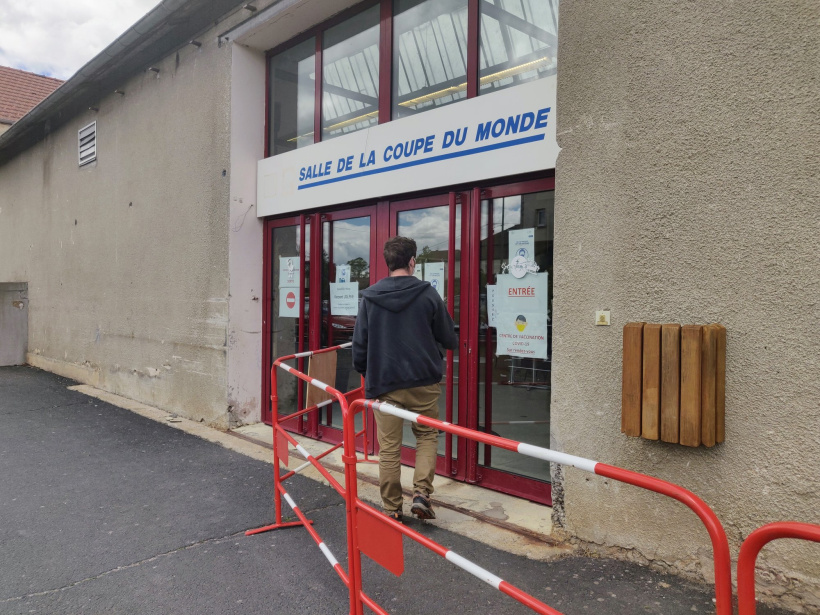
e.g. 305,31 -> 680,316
383,236 -> 417,272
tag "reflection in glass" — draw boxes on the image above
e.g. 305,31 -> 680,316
322,6 -> 380,140
393,0 -> 469,119
478,191 -> 554,482
480,0 -> 558,94
322,217 -> 371,431
269,38 -> 316,155
397,205 -> 460,457
271,225 -> 305,416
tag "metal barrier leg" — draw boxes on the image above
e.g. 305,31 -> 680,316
737,522 -> 820,615
596,464 -> 733,615
343,398 -> 365,615
246,366 -> 312,535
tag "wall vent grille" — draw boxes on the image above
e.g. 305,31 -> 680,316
78,121 -> 97,166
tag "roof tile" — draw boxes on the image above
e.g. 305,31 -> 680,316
0,66 -> 64,125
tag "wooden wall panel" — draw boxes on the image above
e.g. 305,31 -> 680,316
701,325 -> 718,447
680,325 -> 703,447
641,324 -> 662,440
622,322 -> 645,437
714,324 -> 727,443
661,324 -> 681,443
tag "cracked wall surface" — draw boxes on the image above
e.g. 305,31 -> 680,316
553,1 -> 820,611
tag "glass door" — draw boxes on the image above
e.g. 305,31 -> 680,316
310,206 -> 377,444
385,193 -> 464,479
262,175 -> 555,504
470,178 -> 555,504
263,215 -> 310,430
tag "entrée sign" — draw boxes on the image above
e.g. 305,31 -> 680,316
257,77 -> 558,217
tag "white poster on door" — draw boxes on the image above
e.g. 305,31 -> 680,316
424,262 -> 445,300
330,282 -> 359,316
278,288 -> 300,318
486,285 -> 498,327
496,312 -> 548,359
507,228 -> 538,279
336,264 -> 351,284
412,265 -> 423,281
279,256 -> 300,288
495,272 -> 549,358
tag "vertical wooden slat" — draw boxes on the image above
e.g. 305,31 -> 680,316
714,324 -> 727,443
701,325 -> 717,447
660,324 -> 681,443
680,325 -> 703,447
622,322 -> 645,437
641,324 -> 662,440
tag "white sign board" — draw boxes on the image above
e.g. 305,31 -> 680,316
330,282 -> 359,316
279,257 -> 300,288
495,273 -> 549,359
279,288 -> 299,318
486,285 -> 498,327
508,228 -> 535,264
424,262 -> 445,300
507,228 -> 539,278
336,264 -> 351,283
258,77 -> 558,216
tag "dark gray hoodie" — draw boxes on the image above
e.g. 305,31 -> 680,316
352,275 -> 458,400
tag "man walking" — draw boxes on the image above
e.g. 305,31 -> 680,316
353,237 -> 458,521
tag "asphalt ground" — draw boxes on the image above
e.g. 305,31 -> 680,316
0,366 -> 793,615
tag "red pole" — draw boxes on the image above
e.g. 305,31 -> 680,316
595,464 -> 733,615
271,365 -> 283,525
737,522 -> 820,615
341,393 -> 365,615
357,399 -> 735,615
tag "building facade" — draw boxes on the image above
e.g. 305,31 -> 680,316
0,0 -> 817,610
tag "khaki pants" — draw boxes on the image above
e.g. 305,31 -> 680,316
373,383 -> 441,512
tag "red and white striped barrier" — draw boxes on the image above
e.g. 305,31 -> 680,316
357,399 -> 734,615
737,522 -> 820,615
248,347 -> 818,615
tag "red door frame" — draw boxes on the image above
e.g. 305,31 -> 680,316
306,204 -> 379,446
262,214 -> 309,432
465,176 -> 555,505
261,174 -> 556,504
382,192 -> 466,480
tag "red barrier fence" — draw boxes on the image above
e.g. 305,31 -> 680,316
353,399 -> 733,615
248,349 -> 819,615
737,522 -> 820,615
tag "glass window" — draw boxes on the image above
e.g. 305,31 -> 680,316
322,5 -> 381,140
269,37 -> 316,155
393,0 -> 469,119
479,0 -> 558,94
478,191 -> 554,482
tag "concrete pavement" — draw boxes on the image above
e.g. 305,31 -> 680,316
0,366 -> 793,614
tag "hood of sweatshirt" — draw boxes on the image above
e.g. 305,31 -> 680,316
360,275 -> 430,313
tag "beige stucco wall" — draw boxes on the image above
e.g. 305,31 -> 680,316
0,34 -> 234,425
227,44 -> 266,424
553,1 -> 819,610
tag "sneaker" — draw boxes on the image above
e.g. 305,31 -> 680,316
384,509 -> 403,523
410,492 -> 436,520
